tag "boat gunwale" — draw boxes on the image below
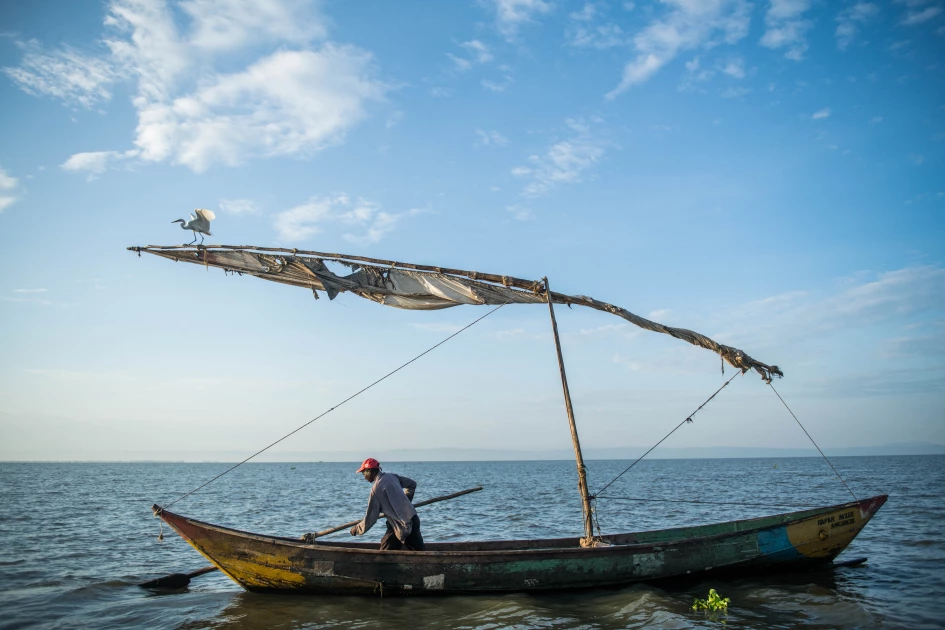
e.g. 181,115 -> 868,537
156,493 -> 887,559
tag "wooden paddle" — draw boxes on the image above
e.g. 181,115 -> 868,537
140,485 -> 482,589
301,485 -> 483,541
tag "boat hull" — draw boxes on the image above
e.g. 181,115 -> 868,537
155,494 -> 887,595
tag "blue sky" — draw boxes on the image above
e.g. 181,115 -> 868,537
0,0 -> 942,461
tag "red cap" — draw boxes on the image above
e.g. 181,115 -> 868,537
356,457 -> 380,473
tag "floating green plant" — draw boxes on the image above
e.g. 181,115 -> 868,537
692,588 -> 730,612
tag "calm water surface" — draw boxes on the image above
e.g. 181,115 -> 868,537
0,456 -> 942,629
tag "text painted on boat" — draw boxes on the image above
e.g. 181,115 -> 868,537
817,511 -> 856,529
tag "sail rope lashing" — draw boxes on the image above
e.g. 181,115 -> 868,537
594,496 -> 825,509
158,302 -> 508,512
593,369 -> 744,498
768,382 -> 858,502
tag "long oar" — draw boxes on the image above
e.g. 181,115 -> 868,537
301,485 -> 483,541
140,485 -> 482,589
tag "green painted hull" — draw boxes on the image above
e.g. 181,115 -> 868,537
156,494 -> 886,595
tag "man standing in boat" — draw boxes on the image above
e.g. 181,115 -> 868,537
349,458 -> 426,551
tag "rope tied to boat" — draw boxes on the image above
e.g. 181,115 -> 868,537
593,369 -> 744,497
158,302 -> 509,511
768,382 -> 858,502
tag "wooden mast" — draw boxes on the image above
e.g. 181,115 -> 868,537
543,277 -> 595,545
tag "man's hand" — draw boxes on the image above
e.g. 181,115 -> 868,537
349,526 -> 359,536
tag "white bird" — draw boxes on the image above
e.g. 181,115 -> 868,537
172,208 -> 216,245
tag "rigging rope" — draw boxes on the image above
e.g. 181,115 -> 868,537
159,302 -> 508,511
768,382 -> 858,502
593,369 -> 744,497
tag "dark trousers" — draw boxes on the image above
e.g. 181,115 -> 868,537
379,514 -> 425,551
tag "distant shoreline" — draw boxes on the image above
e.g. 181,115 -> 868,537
2,443 -> 943,463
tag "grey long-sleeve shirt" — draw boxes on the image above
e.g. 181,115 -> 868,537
352,472 -> 418,541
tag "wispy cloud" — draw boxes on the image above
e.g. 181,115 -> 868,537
719,57 -> 746,78
448,40 -> 494,71
900,5 -> 942,25
2,41 -> 121,109
566,2 -> 629,49
219,198 -> 261,215
835,3 -> 880,50
481,75 -> 514,92
511,119 -> 608,198
2,289 -> 70,307
760,0 -> 813,61
606,0 -> 750,99
273,194 -> 421,244
0,166 -> 20,212
488,0 -> 553,39
60,150 -> 138,179
476,129 -> 510,147
812,107 -> 831,120
8,0 -> 386,174
718,266 -> 945,349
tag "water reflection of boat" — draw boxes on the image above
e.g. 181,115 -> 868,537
133,244 -> 887,595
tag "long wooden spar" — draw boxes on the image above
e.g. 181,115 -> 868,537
128,244 -> 783,383
544,277 -> 595,545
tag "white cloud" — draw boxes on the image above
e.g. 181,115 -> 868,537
60,150 -> 138,178
461,40 -> 494,65
386,111 -> 404,128
606,0 -> 751,99
447,54 -> 473,71
476,129 -> 510,146
869,116 -> 883,124
506,204 -> 533,221
13,289 -> 47,293
180,0 -> 326,50
131,46 -> 385,173
718,267 -> 945,352
566,3 -> 629,49
511,119 -> 607,198
7,0 -> 386,174
719,56 -> 746,78
2,41 -> 121,109
481,75 -> 514,92
835,3 -> 879,50
760,0 -> 813,61
901,5 -> 942,25
219,198 -> 260,215
273,194 -> 420,244
680,56 -> 714,89
0,166 -> 21,212
489,0 -> 553,39
812,107 -> 831,119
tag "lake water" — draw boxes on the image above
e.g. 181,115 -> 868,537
0,456 -> 942,629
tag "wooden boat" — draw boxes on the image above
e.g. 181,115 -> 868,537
134,244 -> 887,595
154,495 -> 887,594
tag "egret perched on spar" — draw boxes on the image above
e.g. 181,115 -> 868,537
172,209 -> 215,245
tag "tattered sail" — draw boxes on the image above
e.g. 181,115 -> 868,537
129,245 -> 783,382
